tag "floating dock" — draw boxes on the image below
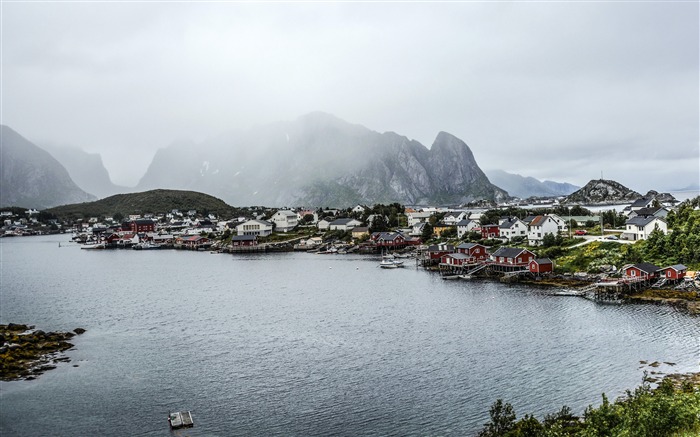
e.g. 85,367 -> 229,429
169,411 -> 194,429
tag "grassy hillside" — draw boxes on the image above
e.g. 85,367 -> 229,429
46,189 -> 243,219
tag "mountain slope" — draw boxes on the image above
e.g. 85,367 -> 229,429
42,144 -> 130,198
0,126 -> 96,208
485,169 -> 579,198
137,112 -> 507,206
46,189 -> 240,218
563,179 -> 641,204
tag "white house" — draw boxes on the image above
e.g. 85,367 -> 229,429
317,219 -> 332,231
236,219 -> 273,237
352,205 -> 367,214
407,212 -> 432,226
527,215 -> 565,246
499,218 -> 528,241
329,218 -> 363,231
443,212 -> 467,226
623,216 -> 667,241
271,210 -> 299,232
456,219 -> 480,238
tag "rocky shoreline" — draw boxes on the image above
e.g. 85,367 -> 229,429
0,323 -> 86,381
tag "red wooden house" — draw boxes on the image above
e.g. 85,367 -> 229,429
371,232 -> 418,249
425,243 -> 455,260
129,219 -> 156,233
624,263 -> 660,281
490,247 -> 535,266
179,235 -> 210,249
529,258 -> 554,274
659,264 -> 687,281
440,253 -> 472,266
455,243 -> 489,263
481,224 -> 500,240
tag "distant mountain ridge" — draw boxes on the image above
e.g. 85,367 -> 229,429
563,179 -> 641,204
485,169 -> 579,198
41,144 -> 130,198
137,112 -> 508,206
0,126 -> 96,209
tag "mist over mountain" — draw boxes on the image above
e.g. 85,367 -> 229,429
0,126 -> 96,208
485,169 -> 579,198
41,144 -> 130,198
137,112 -> 507,206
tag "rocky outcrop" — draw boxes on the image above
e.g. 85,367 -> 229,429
0,323 -> 85,381
563,179 -> 641,204
0,126 -> 96,208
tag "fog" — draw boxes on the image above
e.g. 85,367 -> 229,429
3,2 -> 698,192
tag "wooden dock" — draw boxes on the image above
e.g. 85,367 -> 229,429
169,411 -> 194,429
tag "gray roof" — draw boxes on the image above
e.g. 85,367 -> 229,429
456,219 -> 473,226
330,218 -> 357,225
664,264 -> 687,271
631,197 -> 654,208
499,218 -> 522,229
533,258 -> 553,265
634,207 -> 664,217
626,216 -> 665,227
630,263 -> 660,274
491,247 -> 531,258
444,253 -> 471,260
456,242 -> 482,250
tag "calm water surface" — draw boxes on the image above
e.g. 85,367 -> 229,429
1,235 -> 698,436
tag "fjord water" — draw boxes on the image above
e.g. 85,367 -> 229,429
1,236 -> 698,436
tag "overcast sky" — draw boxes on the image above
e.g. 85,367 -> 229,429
3,2 -> 699,193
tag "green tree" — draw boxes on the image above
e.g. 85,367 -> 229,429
421,223 -> 434,241
478,399 -> 517,437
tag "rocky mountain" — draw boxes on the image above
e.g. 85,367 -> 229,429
485,169 -> 579,198
0,126 -> 96,209
563,179 -> 641,204
137,112 -> 508,206
41,144 -> 130,199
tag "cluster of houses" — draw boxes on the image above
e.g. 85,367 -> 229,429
420,241 -> 697,290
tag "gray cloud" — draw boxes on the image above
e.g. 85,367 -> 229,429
3,2 -> 698,192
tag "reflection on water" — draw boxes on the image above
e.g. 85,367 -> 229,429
1,235 -> 698,436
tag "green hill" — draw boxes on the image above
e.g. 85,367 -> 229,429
46,189 -> 242,219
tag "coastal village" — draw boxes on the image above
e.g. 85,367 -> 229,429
3,194 -> 699,311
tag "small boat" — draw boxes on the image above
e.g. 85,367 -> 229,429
81,243 -> 105,250
168,411 -> 194,429
379,259 -> 399,269
459,274 -> 472,280
550,289 -> 586,296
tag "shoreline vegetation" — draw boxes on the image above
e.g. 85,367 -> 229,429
477,372 -> 700,437
0,323 -> 86,381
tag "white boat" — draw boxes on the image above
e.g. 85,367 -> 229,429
80,243 -> 105,250
379,259 -> 399,269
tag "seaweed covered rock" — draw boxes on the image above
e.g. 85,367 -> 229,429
0,324 -> 80,381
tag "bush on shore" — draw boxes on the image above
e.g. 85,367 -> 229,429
478,377 -> 700,437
